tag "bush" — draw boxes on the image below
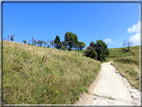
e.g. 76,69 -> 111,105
68,47 -> 72,51
122,48 -> 126,52
122,48 -> 131,52
85,46 -> 98,60
61,46 -> 67,50
28,43 -> 31,45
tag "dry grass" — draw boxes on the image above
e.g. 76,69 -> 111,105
3,41 -> 101,104
112,62 -> 139,90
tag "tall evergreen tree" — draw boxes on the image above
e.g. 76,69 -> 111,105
54,35 -> 61,49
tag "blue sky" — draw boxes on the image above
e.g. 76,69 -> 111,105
3,2 -> 140,49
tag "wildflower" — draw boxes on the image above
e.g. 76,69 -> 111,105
43,90 -> 46,93
54,91 -> 60,94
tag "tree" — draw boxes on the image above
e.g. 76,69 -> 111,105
50,40 -> 54,48
79,42 -> 86,50
10,35 -> 15,41
23,39 -> 27,44
77,43 -> 80,50
34,40 -> 36,45
65,32 -> 75,49
59,42 -> 63,49
54,35 -> 61,49
62,40 -> 67,48
32,37 -> 34,45
44,41 -> 47,47
37,40 -> 44,46
85,46 -> 98,59
73,34 -> 78,50
90,40 -> 109,62
123,40 -> 132,52
46,40 -> 49,47
90,41 -> 95,48
7,35 -> 9,41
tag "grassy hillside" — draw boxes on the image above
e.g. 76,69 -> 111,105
3,41 -> 101,104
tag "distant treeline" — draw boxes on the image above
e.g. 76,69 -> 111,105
5,32 -> 86,51
5,33 -> 110,62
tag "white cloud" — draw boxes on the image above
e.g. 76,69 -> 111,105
104,38 -> 113,44
126,21 -> 141,46
129,32 -> 140,46
104,38 -> 121,46
127,21 -> 140,33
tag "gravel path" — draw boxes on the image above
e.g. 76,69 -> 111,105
75,62 -> 141,106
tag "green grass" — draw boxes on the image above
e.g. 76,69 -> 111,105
93,93 -> 116,100
74,50 -> 85,56
3,41 -> 101,104
106,48 -> 134,61
106,46 -> 140,91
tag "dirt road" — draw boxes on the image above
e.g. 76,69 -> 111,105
75,62 -> 141,106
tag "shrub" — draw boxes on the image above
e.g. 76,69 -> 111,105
23,39 -> 27,44
28,43 -> 31,45
61,46 -> 67,50
68,47 -> 72,51
85,46 -> 98,60
122,48 -> 131,52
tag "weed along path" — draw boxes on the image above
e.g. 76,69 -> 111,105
75,62 -> 141,106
